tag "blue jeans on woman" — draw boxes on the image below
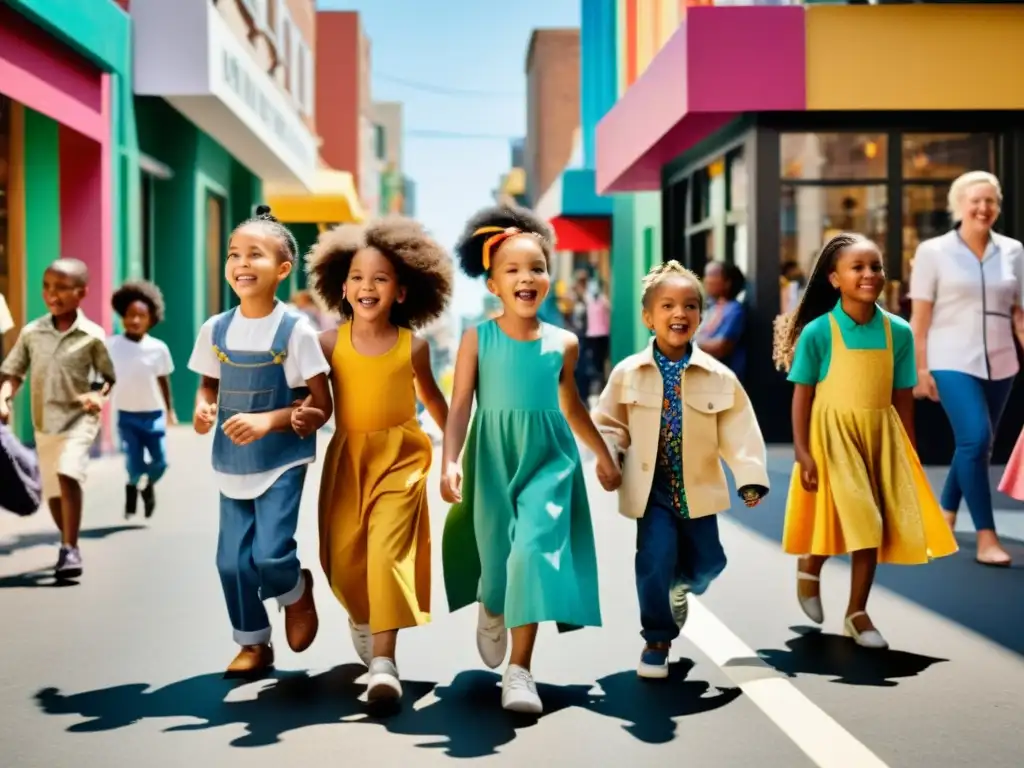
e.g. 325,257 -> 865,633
931,371 -> 1014,531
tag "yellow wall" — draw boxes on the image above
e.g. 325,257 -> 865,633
617,0 -> 692,97
806,6 -> 1024,110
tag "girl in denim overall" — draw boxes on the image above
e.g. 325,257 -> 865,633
189,206 -> 333,678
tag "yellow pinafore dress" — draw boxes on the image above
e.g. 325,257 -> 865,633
318,325 -> 433,632
783,314 -> 958,564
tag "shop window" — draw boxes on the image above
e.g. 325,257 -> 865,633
205,193 -> 226,317
902,133 -> 995,180
727,151 -> 747,213
781,132 -> 888,181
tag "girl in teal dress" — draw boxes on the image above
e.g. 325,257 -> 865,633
440,205 -> 621,715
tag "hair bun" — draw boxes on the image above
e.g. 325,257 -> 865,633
255,204 -> 273,219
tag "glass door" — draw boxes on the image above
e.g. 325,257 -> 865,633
205,192 -> 225,317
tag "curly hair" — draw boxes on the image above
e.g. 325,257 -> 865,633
454,204 -> 554,278
305,215 -> 454,330
111,279 -> 166,326
772,232 -> 876,372
641,260 -> 705,310
232,204 -> 299,263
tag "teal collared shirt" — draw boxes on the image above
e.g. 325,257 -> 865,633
788,300 -> 917,389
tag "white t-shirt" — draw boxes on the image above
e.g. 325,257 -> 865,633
187,303 -> 330,500
105,334 -> 174,413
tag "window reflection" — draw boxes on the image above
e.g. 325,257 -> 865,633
898,184 -> 952,318
902,133 -> 994,180
0,95 -> 8,306
781,133 -> 888,181
780,185 -> 887,275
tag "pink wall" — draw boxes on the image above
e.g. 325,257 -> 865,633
596,7 -> 806,193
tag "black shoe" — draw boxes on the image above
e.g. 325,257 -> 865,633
125,485 -> 138,518
141,484 -> 156,518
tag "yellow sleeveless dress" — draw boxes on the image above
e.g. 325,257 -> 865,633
318,324 -> 433,632
783,315 -> 958,564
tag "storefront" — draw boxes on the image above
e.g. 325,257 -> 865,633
132,0 -> 321,419
0,0 -> 136,444
596,4 -> 1024,457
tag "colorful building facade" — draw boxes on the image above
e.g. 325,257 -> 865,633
130,0 -> 322,419
0,0 -> 138,442
597,3 -> 1024,459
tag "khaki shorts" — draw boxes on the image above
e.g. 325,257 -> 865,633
34,425 -> 97,500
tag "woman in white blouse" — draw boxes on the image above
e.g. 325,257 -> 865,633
909,171 -> 1024,567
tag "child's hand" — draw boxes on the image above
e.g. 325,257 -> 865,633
76,392 -> 105,414
796,450 -> 818,492
739,486 -> 764,508
440,461 -> 462,503
194,402 -> 217,435
166,410 -> 178,427
222,412 -> 272,446
291,405 -> 325,438
0,398 -> 10,425
596,454 -> 622,491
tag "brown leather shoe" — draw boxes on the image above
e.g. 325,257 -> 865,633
284,568 -> 319,652
224,643 -> 274,679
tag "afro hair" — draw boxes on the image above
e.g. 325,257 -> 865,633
305,215 -> 454,330
111,279 -> 166,326
454,204 -> 554,278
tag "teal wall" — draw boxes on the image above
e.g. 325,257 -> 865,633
610,192 -> 662,364
135,98 -> 262,421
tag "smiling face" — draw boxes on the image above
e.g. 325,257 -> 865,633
343,247 -> 405,323
122,300 -> 153,337
225,223 -> 292,301
958,181 -> 1000,234
642,274 -> 703,357
42,268 -> 86,318
485,235 -> 551,319
828,241 -> 885,305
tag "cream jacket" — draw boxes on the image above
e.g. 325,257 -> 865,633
592,341 -> 769,520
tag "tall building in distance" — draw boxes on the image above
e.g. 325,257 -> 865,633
372,100 -> 415,216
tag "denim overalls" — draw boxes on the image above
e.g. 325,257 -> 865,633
211,307 -> 316,646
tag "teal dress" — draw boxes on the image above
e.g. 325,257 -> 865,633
442,320 -> 602,631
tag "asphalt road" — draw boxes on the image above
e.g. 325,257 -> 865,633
1,429 -> 1022,768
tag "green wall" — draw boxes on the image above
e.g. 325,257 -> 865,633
610,191 -> 662,364
135,98 -> 262,421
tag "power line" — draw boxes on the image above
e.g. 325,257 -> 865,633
405,129 -> 520,141
373,72 -> 523,99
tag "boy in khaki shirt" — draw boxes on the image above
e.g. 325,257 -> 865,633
592,261 -> 769,680
0,259 -> 116,580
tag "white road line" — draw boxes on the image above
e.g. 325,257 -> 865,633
685,598 -> 890,768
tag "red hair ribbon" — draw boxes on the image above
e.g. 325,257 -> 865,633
474,226 -> 522,271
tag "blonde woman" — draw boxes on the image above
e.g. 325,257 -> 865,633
908,171 -> 1024,567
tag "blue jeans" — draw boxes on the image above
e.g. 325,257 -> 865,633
216,464 -> 308,645
118,410 -> 168,486
636,481 -> 727,643
932,370 -> 1014,531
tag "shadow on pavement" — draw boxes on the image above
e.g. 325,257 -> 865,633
726,626 -> 948,688
727,469 -> 1024,658
33,658 -> 741,755
0,524 -> 145,558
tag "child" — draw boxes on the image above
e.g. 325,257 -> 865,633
440,205 -> 621,715
305,215 -> 453,703
0,258 -> 115,580
772,232 -> 958,650
188,205 -> 333,678
106,280 -> 175,519
593,261 -> 769,680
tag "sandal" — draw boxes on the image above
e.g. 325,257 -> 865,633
796,559 -> 823,624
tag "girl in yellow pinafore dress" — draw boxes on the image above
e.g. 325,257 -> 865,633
772,233 -> 957,651
305,217 -> 454,703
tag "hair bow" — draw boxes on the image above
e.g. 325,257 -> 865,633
473,226 -> 522,271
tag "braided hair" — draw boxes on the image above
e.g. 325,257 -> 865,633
454,204 -> 554,278
231,204 -> 299,263
772,232 -> 874,372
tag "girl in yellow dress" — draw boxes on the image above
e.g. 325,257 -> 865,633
772,233 -> 957,650
303,216 -> 454,703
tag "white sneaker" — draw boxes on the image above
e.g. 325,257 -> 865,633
349,618 -> 372,666
476,603 -> 508,669
366,657 -> 402,702
55,545 -> 82,579
501,664 -> 542,714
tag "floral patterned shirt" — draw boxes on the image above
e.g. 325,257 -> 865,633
653,343 -> 690,518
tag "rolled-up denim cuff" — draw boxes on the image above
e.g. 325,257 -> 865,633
275,571 -> 305,608
233,625 -> 272,646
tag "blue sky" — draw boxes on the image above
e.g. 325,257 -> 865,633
316,0 -> 581,316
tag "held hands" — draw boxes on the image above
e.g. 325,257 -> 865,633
221,412 -> 273,446
291,405 -> 326,438
440,461 -> 463,503
796,449 -> 818,493
596,452 -> 622,492
194,402 -> 218,435
76,391 -> 106,415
